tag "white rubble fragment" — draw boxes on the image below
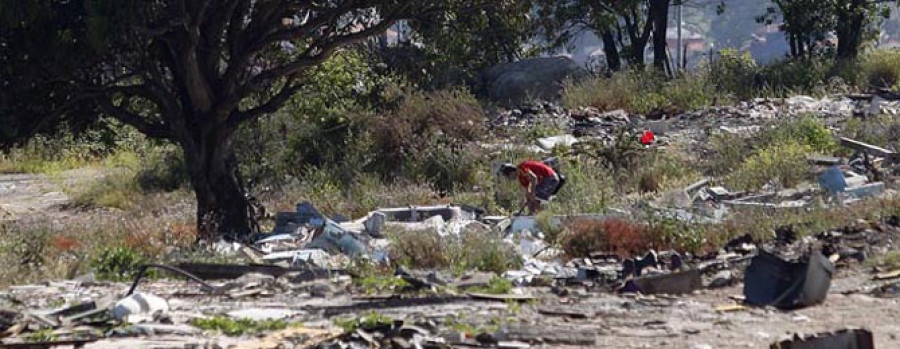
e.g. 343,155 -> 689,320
111,293 -> 169,323
536,134 -> 578,150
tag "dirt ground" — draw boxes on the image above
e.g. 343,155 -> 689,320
1,263 -> 897,348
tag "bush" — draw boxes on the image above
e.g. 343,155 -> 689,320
388,228 -> 521,275
368,89 -> 487,191
759,115 -> 837,153
708,116 -> 835,182
560,217 -> 656,258
709,49 -> 759,100
91,245 -> 152,281
726,140 -> 814,191
861,50 -> 900,89
563,70 -> 713,115
758,58 -> 832,96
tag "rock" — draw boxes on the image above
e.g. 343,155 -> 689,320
451,272 -> 497,290
708,270 -> 735,289
482,57 -> 588,106
111,293 -> 169,323
302,280 -> 338,297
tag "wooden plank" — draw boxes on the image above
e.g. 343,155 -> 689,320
840,137 -> 898,160
537,306 -> 592,319
467,293 -> 536,302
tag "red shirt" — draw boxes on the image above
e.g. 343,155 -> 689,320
517,160 -> 555,188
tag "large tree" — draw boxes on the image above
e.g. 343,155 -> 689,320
0,0 -> 444,240
539,0 -> 672,72
757,0 -> 894,60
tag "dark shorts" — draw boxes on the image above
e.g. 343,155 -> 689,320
535,176 -> 560,201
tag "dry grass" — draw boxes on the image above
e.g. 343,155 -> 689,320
387,228 -> 521,275
0,191 -> 195,287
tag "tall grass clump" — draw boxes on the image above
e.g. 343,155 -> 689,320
562,70 -> 714,115
861,50 -> 900,89
710,116 -> 836,190
388,228 -> 521,275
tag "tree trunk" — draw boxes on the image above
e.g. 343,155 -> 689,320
601,30 -> 622,71
650,0 -> 671,71
789,34 -> 798,58
836,0 -> 865,60
179,124 -> 252,241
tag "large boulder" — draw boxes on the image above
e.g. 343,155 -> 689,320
482,57 -> 588,106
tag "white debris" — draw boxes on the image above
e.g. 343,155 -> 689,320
111,293 -> 169,323
537,134 -> 579,150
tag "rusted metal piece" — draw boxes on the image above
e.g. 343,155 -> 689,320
126,264 -> 218,296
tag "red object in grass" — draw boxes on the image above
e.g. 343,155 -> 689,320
640,130 -> 655,145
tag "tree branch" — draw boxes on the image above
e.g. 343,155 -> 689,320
228,76 -> 301,127
98,98 -> 172,140
245,14 -> 401,91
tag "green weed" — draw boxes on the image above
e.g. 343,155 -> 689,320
333,311 -> 393,333
468,276 -> 513,295
191,315 -> 288,336
90,246 -> 153,282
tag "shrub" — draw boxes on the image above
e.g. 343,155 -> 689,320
757,115 -> 837,154
560,217 -> 655,258
726,140 -> 814,191
708,49 -> 759,100
758,58 -> 832,96
861,50 -> 900,89
563,69 -> 714,116
388,228 -> 521,275
368,89 -> 487,191
646,216 -> 708,254
91,245 -> 152,281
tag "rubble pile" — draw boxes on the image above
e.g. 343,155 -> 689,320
8,93 -> 900,347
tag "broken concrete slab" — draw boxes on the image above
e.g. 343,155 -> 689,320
625,269 -> 702,295
846,182 -> 885,199
770,328 -> 874,349
376,205 -> 480,223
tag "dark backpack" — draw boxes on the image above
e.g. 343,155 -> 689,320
542,157 -> 566,195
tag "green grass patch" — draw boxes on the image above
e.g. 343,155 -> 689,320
191,315 -> 289,336
333,311 -> 393,333
467,276 -> 513,295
